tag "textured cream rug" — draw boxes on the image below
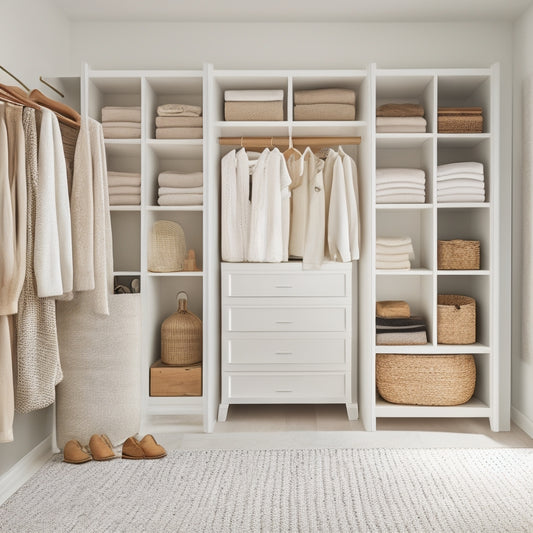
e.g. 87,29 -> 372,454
0,448 -> 531,532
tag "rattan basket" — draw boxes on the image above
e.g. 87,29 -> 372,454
438,240 -> 480,270
437,294 -> 476,344
148,220 -> 186,273
161,292 -> 202,366
376,353 -> 476,406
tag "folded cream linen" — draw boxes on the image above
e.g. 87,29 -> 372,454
376,260 -> 411,269
293,103 -> 355,121
294,88 -> 356,105
158,171 -> 203,188
376,168 -> 426,183
108,185 -> 141,195
102,123 -> 141,139
437,172 -> 485,182
376,103 -> 425,117
376,125 -> 427,133
158,186 -> 203,195
376,193 -> 425,204
155,127 -> 203,139
224,90 -> 284,102
108,195 -> 140,205
107,175 -> 141,187
377,117 -> 427,127
224,101 -> 284,121
437,193 -> 486,202
157,104 -> 202,117
437,161 -> 484,176
376,330 -> 427,345
155,116 -> 203,128
108,171 -> 141,178
376,236 -> 412,247
376,244 -> 415,258
376,252 -> 411,262
101,106 -> 141,123
437,179 -> 485,190
377,183 -> 426,191
438,187 -> 485,196
157,194 -> 203,206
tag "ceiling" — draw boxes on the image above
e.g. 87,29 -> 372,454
51,0 -> 533,23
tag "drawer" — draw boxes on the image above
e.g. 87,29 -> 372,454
227,338 -> 346,365
226,307 -> 346,332
227,373 -> 346,400
226,272 -> 347,298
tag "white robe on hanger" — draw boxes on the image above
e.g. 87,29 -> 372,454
322,149 -> 338,260
338,146 -> 360,260
328,153 -> 351,262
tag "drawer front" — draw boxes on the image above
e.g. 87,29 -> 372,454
226,272 -> 346,298
227,307 -> 346,332
228,373 -> 346,400
227,338 -> 346,365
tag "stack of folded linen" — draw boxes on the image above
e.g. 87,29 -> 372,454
376,315 -> 428,345
376,237 -> 414,270
157,170 -> 203,206
155,104 -> 202,139
376,103 -> 427,133
101,106 -> 141,139
438,107 -> 483,133
437,161 -> 485,203
376,168 -> 426,204
224,90 -> 284,121
293,88 -> 356,121
107,171 -> 141,205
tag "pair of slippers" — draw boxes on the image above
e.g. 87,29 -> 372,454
63,434 -> 166,464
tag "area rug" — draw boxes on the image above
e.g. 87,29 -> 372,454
0,448 -> 531,532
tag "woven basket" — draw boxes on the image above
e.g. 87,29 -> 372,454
376,353 -> 476,406
437,294 -> 476,344
438,115 -> 483,133
161,292 -> 202,366
438,240 -> 480,270
148,220 -> 186,273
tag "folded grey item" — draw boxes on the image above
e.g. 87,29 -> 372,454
108,185 -> 141,195
224,101 -> 284,121
376,316 -> 426,328
294,88 -> 356,105
157,103 -> 202,117
101,106 -> 141,123
158,170 -> 203,188
155,116 -> 203,128
376,330 -> 428,345
224,89 -> 284,102
108,194 -> 141,205
103,126 -> 141,139
157,193 -> 203,206
155,127 -> 203,139
294,103 -> 355,121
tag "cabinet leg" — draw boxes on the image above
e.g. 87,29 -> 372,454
346,403 -> 358,421
218,404 -> 229,422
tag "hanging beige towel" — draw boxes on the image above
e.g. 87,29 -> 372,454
294,103 -> 355,121
224,101 -> 284,121
155,116 -> 203,128
155,127 -> 203,139
294,88 -> 356,105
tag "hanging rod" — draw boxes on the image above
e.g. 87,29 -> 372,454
39,76 -> 64,98
219,136 -> 361,148
0,65 -> 29,92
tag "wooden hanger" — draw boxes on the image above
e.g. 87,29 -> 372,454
283,134 -> 302,162
0,84 -> 40,110
29,89 -> 81,127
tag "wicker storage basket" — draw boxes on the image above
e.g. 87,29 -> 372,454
148,220 -> 186,273
161,292 -> 202,366
438,240 -> 480,270
438,115 -> 483,133
437,294 -> 476,344
376,353 -> 476,406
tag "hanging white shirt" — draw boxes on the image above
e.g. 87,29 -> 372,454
338,146 -> 360,260
322,149 -> 338,260
328,154 -> 351,262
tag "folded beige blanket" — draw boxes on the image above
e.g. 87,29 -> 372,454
377,117 -> 427,127
224,101 -> 284,121
159,186 -> 203,195
158,171 -> 203,188
108,171 -> 141,178
103,126 -> 141,139
225,90 -> 284,102
377,103 -> 425,117
376,260 -> 411,270
157,194 -> 203,206
294,103 -> 355,121
102,106 -> 141,123
294,88 -> 356,105
155,127 -> 203,139
108,185 -> 141,195
376,300 -> 410,318
376,330 -> 427,345
108,175 -> 141,187
376,125 -> 427,133
155,116 -> 203,128
376,193 -> 425,204
157,104 -> 202,117
109,195 -> 140,205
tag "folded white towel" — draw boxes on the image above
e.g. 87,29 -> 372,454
376,252 -> 411,262
376,243 -> 415,258
108,186 -> 141,195
437,179 -> 485,190
377,117 -> 427,126
376,236 -> 412,247
376,260 -> 411,270
438,187 -> 485,196
108,175 -> 141,187
376,168 -> 426,184
376,125 -> 428,133
437,172 -> 485,182
376,193 -> 426,204
108,171 -> 141,178
157,104 -> 202,117
377,184 -> 425,192
108,195 -> 140,205
157,193 -> 203,206
224,90 -> 284,102
437,162 -> 484,177
438,193 -> 486,203
158,186 -> 203,195
158,171 -> 203,188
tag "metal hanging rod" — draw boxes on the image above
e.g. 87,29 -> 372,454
219,136 -> 361,148
0,65 -> 29,92
39,76 -> 64,98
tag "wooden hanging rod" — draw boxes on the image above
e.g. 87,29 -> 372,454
219,136 -> 361,148
0,65 -> 29,92
39,76 -> 64,98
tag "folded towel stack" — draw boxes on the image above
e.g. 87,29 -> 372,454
102,106 -> 141,139
376,316 -> 428,345
437,161 -> 485,203
157,170 -> 203,206
293,88 -> 356,121
376,236 -> 414,270
108,171 -> 141,205
438,107 -> 483,134
155,104 -> 202,139
376,168 -> 426,204
224,90 -> 284,121
376,103 -> 427,133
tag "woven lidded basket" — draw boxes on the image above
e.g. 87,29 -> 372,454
437,294 -> 476,344
161,292 -> 202,366
438,240 -> 480,270
376,353 -> 476,406
148,220 -> 186,273
438,115 -> 483,133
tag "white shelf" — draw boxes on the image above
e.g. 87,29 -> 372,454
291,120 -> 366,136
376,133 -> 433,148
147,271 -> 204,277
216,121 -> 289,137
146,139 -> 203,158
437,270 -> 490,276
437,133 -> 490,148
376,268 -> 432,276
437,202 -> 490,209
376,204 -> 433,210
145,206 -> 204,212
110,206 -> 141,211
375,396 -> 491,418
114,271 -> 141,277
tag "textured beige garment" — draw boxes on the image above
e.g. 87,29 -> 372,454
59,121 -> 79,195
101,106 -> 141,122
294,88 -> 356,105
155,116 -> 203,128
0,317 -> 14,442
155,127 -> 202,139
294,103 -> 355,121
224,101 -> 284,121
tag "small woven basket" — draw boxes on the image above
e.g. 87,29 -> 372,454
376,353 -> 476,406
438,115 -> 483,133
437,294 -> 476,344
438,240 -> 480,270
148,220 -> 186,273
161,292 -> 202,366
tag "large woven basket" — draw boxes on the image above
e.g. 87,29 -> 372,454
438,240 -> 480,270
437,294 -> 476,344
376,353 -> 476,406
161,292 -> 202,366
438,115 -> 483,133
148,220 -> 186,272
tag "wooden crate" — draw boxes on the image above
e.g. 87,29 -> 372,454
150,359 -> 202,397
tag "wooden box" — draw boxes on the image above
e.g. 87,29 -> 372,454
150,359 -> 202,397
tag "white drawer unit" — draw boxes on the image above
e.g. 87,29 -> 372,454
219,262 -> 356,422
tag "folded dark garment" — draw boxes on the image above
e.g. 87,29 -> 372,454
376,316 -> 426,327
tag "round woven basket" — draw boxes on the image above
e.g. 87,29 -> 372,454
148,220 -> 186,273
437,294 -> 476,344
438,240 -> 480,270
376,353 -> 476,406
161,292 -> 202,366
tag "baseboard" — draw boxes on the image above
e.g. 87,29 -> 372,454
0,435 -> 54,505
511,406 -> 533,438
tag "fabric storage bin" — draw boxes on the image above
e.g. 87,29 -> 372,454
376,353 -> 476,406
438,240 -> 480,270
437,294 -> 476,344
